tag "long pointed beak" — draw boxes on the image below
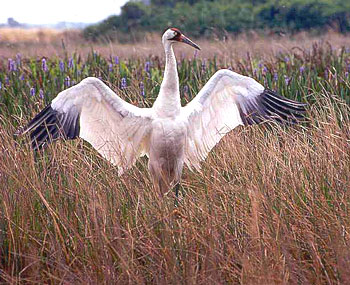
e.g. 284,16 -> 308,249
179,35 -> 201,50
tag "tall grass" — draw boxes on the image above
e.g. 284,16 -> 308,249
1,39 -> 350,283
2,28 -> 350,60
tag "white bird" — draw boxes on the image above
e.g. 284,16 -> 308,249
17,28 -> 306,194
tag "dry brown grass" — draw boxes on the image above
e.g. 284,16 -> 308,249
1,28 -> 350,60
0,28 -> 68,43
1,28 -> 350,283
1,92 -> 350,283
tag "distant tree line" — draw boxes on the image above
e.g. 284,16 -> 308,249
83,0 -> 350,41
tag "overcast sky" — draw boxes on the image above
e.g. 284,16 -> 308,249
0,0 -> 129,25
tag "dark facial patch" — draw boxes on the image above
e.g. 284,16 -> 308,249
169,27 -> 182,41
170,27 -> 181,33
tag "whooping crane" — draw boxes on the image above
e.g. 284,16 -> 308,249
17,28 -> 306,194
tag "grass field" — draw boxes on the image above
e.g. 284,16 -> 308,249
1,29 -> 350,283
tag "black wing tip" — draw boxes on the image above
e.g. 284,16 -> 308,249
17,104 -> 80,151
240,89 -> 307,126
14,104 -> 51,136
262,88 -> 307,124
264,89 -> 307,108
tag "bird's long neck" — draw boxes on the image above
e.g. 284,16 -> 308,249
162,43 -> 179,92
153,42 -> 180,117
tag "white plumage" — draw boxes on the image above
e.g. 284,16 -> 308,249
18,28 -> 306,193
53,77 -> 152,174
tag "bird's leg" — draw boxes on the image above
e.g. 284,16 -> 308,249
173,182 -> 182,208
175,183 -> 180,198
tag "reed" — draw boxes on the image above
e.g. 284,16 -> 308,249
0,35 -> 350,283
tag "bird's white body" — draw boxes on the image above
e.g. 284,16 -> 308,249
148,31 -> 187,189
149,116 -> 186,190
22,28 -> 305,193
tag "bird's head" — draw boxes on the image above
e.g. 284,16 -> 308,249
162,28 -> 200,50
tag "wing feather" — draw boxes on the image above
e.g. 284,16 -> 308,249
17,77 -> 152,173
182,69 -> 306,170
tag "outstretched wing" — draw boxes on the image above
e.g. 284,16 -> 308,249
181,69 -> 306,170
17,77 -> 152,173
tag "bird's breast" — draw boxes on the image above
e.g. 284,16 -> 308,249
149,117 -> 187,159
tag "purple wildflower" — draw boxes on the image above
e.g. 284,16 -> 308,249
20,74 -> 25,81
345,71 -> 349,77
59,60 -> 65,72
8,58 -> 16,72
30,87 -> 36,96
16,54 -> 21,66
39,89 -> 44,99
140,82 -> 145,98
145,61 -> 150,74
284,56 -> 290,63
324,69 -> 329,80
183,85 -> 189,94
258,63 -> 263,68
109,63 -> 113,72
299,66 -> 305,73
201,60 -> 206,72
42,58 -> 48,72
114,56 -> 119,65
121,77 -> 127,89
284,75 -> 290,85
0,82 -> 2,90
253,68 -> 258,77
347,63 -> 350,73
68,58 -> 74,69
274,73 -> 278,82
65,76 -> 70,87
263,66 -> 268,73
